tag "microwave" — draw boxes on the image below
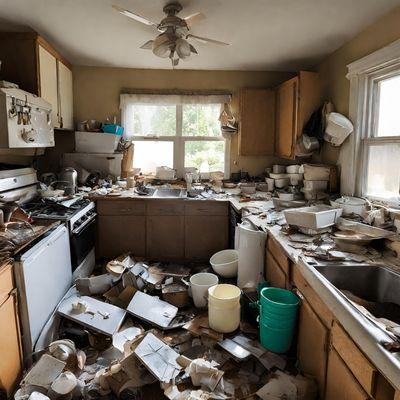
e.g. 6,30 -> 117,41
0,87 -> 54,148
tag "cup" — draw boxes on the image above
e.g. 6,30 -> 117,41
189,273 -> 219,308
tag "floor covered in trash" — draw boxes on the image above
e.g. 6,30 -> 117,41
15,255 -> 317,400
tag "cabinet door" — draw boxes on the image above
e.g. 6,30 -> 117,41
275,77 -> 298,159
38,44 -> 59,127
147,216 -> 184,260
97,215 -> 146,259
185,216 -> 228,260
326,349 -> 369,400
265,252 -> 287,289
238,89 -> 275,156
297,297 -> 329,396
0,291 -> 22,397
58,61 -> 73,130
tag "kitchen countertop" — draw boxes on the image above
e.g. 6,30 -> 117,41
91,188 -> 400,389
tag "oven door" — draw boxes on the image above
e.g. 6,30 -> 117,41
70,215 -> 96,270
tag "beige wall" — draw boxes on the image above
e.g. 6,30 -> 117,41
73,67 -> 294,176
317,5 -> 400,164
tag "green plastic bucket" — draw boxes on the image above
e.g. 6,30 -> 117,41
260,321 -> 294,353
258,288 -> 299,353
260,304 -> 297,329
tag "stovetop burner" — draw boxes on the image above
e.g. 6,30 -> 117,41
22,197 -> 91,221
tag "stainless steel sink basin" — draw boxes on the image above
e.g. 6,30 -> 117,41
151,188 -> 187,198
315,264 -> 400,321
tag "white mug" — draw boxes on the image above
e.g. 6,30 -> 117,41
189,273 -> 219,309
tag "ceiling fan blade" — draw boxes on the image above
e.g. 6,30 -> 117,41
112,5 -> 158,27
140,40 -> 154,50
186,34 -> 230,46
184,12 -> 205,27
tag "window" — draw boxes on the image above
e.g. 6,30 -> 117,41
120,94 -> 230,178
345,39 -> 400,202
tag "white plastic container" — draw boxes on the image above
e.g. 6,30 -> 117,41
303,180 -> 328,191
235,220 -> 267,289
189,273 -> 219,309
273,165 -> 286,174
265,177 -> 275,191
284,205 -> 343,229
286,165 -> 301,174
75,131 -> 120,153
330,196 -> 367,216
156,166 -> 176,180
274,178 -> 290,188
208,284 -> 241,333
324,112 -> 354,146
210,249 -> 238,278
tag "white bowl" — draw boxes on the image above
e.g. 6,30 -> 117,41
210,249 -> 239,278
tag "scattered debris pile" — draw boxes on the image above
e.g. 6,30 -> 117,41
14,254 -> 317,400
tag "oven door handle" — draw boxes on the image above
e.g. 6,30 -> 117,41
71,213 -> 97,235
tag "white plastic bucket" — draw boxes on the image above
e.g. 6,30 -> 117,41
210,249 -> 238,278
208,284 -> 241,333
236,220 -> 267,289
189,273 -> 219,309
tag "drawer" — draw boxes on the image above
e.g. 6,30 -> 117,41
267,237 -> 290,275
0,263 -> 14,305
292,266 -> 333,328
185,201 -> 228,216
147,200 -> 184,215
332,321 -> 376,395
97,200 -> 146,216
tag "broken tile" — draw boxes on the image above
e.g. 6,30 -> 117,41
217,339 -> 252,361
127,291 -> 178,329
58,294 -> 126,336
134,332 -> 182,383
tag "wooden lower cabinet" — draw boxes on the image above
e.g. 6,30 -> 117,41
147,216 -> 185,260
0,264 -> 23,397
97,215 -> 146,258
297,297 -> 329,397
265,251 -> 287,289
185,216 -> 228,260
325,349 -> 369,400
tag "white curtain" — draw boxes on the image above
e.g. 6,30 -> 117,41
120,93 -> 231,107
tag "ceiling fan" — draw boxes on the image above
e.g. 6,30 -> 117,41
112,2 -> 230,67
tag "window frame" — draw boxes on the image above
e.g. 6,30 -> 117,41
345,38 -> 400,203
121,103 -> 230,179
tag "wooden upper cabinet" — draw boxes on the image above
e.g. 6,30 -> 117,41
275,71 -> 321,159
238,88 -> 275,156
58,61 -> 74,130
38,45 -> 59,127
0,32 -> 73,130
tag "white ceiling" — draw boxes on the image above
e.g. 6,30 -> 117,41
1,0 -> 400,71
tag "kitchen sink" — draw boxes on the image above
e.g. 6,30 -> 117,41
315,264 -> 400,322
151,188 -> 187,198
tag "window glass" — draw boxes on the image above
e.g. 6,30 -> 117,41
129,105 -> 176,136
182,104 -> 221,137
376,75 -> 400,137
132,141 -> 174,175
184,141 -> 225,173
366,143 -> 400,199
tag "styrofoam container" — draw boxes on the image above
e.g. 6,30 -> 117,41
303,180 -> 328,191
274,178 -> 290,188
265,178 -> 275,191
273,165 -> 286,174
303,164 -> 330,181
330,196 -> 367,216
284,205 -> 343,229
278,192 -> 295,201
286,165 -> 301,174
75,131 -> 120,153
